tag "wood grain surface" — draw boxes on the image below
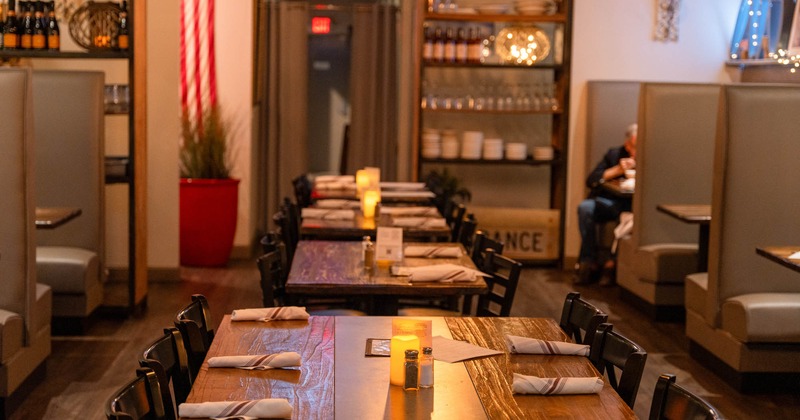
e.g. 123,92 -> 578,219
756,246 -> 800,273
301,212 -> 450,241
656,204 -> 712,224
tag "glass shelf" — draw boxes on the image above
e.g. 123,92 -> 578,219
425,12 -> 566,24
422,107 -> 562,115
421,157 -> 559,166
0,50 -> 131,59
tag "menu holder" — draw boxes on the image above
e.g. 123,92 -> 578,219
376,227 -> 404,264
365,338 -> 391,357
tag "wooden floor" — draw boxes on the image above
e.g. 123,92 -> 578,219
10,259 -> 800,419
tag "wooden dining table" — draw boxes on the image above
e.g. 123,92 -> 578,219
756,246 -> 800,274
600,178 -> 634,198
301,212 -> 452,243
182,315 -> 636,419
35,206 -> 82,229
286,241 -> 487,315
656,204 -> 712,272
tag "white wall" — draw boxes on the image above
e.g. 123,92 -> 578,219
564,0 -> 741,260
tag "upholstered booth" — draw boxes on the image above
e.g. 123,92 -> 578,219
0,68 -> 52,416
617,83 -> 720,320
685,84 -> 800,391
32,70 -> 105,332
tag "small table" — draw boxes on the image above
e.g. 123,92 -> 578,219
286,241 -> 487,315
656,204 -> 711,272
312,188 -> 436,204
600,178 -> 634,198
756,246 -> 800,273
301,212 -> 451,242
35,207 -> 82,229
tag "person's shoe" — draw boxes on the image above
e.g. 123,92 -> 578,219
573,263 -> 600,285
598,264 -> 616,287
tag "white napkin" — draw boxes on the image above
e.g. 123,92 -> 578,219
301,208 -> 355,220
405,246 -> 462,258
314,199 -> 360,209
512,373 -> 604,395
314,180 -> 356,191
315,175 -> 355,184
179,399 -> 292,419
380,206 -> 439,217
620,178 -> 635,191
392,264 -> 487,282
380,181 -> 426,190
208,352 -> 302,370
392,217 -> 447,228
789,251 -> 800,260
231,307 -> 310,322
505,335 -> 589,356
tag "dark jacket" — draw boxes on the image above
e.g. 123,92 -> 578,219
586,146 -> 632,204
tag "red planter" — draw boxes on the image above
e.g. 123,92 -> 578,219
180,178 -> 240,267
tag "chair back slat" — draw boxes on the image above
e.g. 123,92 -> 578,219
471,231 -> 504,269
174,295 -> 214,380
648,374 -> 725,420
589,323 -> 648,408
257,246 -> 287,308
106,368 -> 167,420
139,327 -> 192,418
456,214 -> 478,251
476,250 -> 522,317
559,292 -> 608,345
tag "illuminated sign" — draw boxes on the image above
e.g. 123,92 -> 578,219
311,17 -> 332,34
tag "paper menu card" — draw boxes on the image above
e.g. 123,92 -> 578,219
392,318 -> 432,349
431,335 -> 503,363
789,251 -> 800,260
376,227 -> 403,263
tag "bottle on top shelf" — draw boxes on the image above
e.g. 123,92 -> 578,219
423,26 -> 433,61
32,0 -> 45,50
45,0 -> 59,50
444,27 -> 455,62
432,26 -> 444,62
116,0 -> 129,51
0,1 -> 6,49
20,0 -> 33,49
3,0 -> 20,49
424,24 -> 485,64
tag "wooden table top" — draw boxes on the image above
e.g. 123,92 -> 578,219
312,188 -> 435,203
756,246 -> 800,273
301,212 -> 451,241
600,178 -> 634,197
184,316 -> 636,420
656,204 -> 711,224
286,241 -> 487,296
35,207 -> 82,229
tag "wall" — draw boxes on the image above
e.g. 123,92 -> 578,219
564,0 -> 741,262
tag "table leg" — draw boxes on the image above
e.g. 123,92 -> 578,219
372,296 -> 399,315
698,224 -> 709,272
461,295 -> 474,315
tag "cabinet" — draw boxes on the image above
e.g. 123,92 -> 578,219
0,0 -> 147,313
413,0 -> 572,264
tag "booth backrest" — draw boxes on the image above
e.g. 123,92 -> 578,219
32,71 -> 105,261
632,83 -> 719,246
705,84 -> 800,325
0,68 -> 38,337
586,81 -> 641,173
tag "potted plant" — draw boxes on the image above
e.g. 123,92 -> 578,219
423,168 -> 471,213
179,105 -> 239,266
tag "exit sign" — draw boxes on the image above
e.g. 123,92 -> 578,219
311,17 -> 331,34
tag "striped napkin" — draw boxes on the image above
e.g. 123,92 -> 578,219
505,335 -> 590,356
179,399 -> 292,419
391,264 -> 487,282
301,208 -> 355,220
391,217 -> 447,228
380,206 -> 439,217
231,307 -> 310,322
314,199 -> 361,209
512,373 -> 604,395
404,246 -> 462,258
208,352 -> 301,370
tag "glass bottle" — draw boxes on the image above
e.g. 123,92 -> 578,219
116,0 -> 129,51
403,349 -> 420,391
45,1 -> 59,51
20,0 -> 33,49
362,236 -> 375,273
419,347 -> 434,388
32,0 -> 45,50
432,26 -> 444,62
4,0 -> 19,50
467,27 -> 482,64
0,2 -> 6,50
422,26 -> 433,62
455,27 -> 467,63
444,27 -> 455,62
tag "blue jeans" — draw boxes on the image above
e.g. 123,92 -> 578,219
577,197 -> 624,265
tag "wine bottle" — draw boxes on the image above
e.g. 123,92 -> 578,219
455,27 -> 467,63
45,0 -> 58,50
20,0 -> 33,49
3,0 -> 20,50
467,27 -> 482,64
116,0 -> 129,51
422,26 -> 433,62
432,26 -> 444,62
0,2 -> 6,50
444,27 -> 455,63
32,0 -> 45,50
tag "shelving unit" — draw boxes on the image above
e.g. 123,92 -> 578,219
0,0 -> 147,313
413,0 -> 572,264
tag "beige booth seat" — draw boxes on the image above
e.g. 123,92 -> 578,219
617,83 -> 719,320
0,68 -> 52,415
32,71 -> 105,333
685,84 -> 800,392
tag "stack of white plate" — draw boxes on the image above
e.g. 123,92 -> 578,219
475,3 -> 511,14
461,131 -> 484,159
505,142 -> 528,160
421,128 -> 441,158
515,0 -> 557,15
442,135 -> 460,159
533,146 -> 554,160
483,138 -> 504,160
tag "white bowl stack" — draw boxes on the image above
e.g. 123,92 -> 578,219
461,131 -> 484,159
515,0 -> 557,15
533,146 -> 554,160
505,142 -> 528,160
441,134 -> 460,159
483,138 -> 504,160
422,128 -> 441,158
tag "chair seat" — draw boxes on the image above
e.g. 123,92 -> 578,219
36,246 -> 99,294
620,239 -> 698,284
0,310 -> 24,365
397,307 -> 461,317
722,293 -> 800,343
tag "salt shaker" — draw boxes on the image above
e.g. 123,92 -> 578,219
419,346 -> 434,388
403,349 -> 420,391
362,236 -> 375,272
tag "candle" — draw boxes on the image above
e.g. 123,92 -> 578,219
390,334 -> 419,386
356,169 -> 370,199
362,189 -> 379,219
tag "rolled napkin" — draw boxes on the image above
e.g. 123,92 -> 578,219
505,335 -> 589,356
315,175 -> 355,184
392,217 -> 447,228
179,399 -> 292,419
300,208 -> 355,220
314,199 -> 361,209
392,263 -> 488,282
512,373 -> 604,395
231,307 -> 310,322
208,351 -> 301,370
380,206 -> 439,217
405,246 -> 462,258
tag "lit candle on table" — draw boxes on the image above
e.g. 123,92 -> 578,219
390,334 -> 419,386
362,189 -> 379,219
356,169 -> 370,199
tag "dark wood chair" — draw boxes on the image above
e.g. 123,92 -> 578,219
649,374 -> 724,420
475,250 -> 522,317
471,230 -> 504,269
456,214 -> 478,252
173,295 -> 215,380
559,291 -> 609,345
105,368 -> 167,420
444,202 -> 467,242
292,174 -> 312,208
139,328 -> 192,418
589,323 -> 648,408
272,198 -> 301,265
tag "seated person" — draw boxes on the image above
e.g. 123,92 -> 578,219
575,123 -> 637,285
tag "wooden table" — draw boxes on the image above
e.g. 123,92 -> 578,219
656,204 -> 711,272
286,241 -> 487,315
756,246 -> 800,273
301,212 -> 451,242
600,178 -> 634,198
312,188 -> 436,204
184,316 -> 636,419
35,207 -> 82,229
